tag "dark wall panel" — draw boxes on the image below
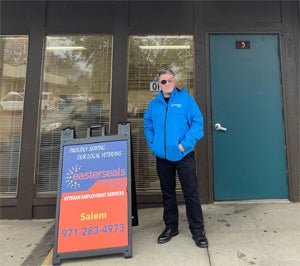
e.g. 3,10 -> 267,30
0,1 -> 32,33
205,1 -> 282,24
128,1 -> 193,32
46,1 -> 114,28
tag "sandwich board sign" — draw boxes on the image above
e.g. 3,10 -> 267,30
53,125 -> 132,265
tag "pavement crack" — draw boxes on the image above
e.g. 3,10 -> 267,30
206,246 -> 212,266
217,219 -> 231,227
237,251 -> 256,265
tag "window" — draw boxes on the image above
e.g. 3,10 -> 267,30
127,35 -> 194,193
37,35 -> 113,194
0,36 -> 28,197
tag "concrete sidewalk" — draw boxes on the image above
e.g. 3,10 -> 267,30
1,202 -> 300,266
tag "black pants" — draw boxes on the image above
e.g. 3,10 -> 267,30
156,151 -> 204,235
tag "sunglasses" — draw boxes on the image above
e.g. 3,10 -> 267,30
159,78 -> 175,85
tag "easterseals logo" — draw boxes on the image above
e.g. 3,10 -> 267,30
64,165 -> 82,190
64,165 -> 127,190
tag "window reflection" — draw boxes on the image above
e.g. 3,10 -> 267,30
0,36 -> 28,197
37,35 -> 113,194
128,35 -> 194,193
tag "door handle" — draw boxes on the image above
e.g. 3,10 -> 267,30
215,123 -> 227,131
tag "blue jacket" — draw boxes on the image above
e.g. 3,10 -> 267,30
144,87 -> 204,161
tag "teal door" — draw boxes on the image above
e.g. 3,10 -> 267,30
210,34 -> 288,200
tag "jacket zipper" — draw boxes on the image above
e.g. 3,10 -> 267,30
164,104 -> 168,159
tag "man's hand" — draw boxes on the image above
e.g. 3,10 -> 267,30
178,143 -> 184,152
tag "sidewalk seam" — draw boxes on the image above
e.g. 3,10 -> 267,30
207,246 -> 212,266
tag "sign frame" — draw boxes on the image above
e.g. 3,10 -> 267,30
52,125 -> 132,265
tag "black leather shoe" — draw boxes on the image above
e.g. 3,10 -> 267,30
157,228 -> 179,244
192,229 -> 208,248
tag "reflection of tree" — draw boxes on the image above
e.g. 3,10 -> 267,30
70,36 -> 113,91
71,36 -> 111,66
45,36 -> 113,100
130,36 -> 193,66
44,50 -> 81,94
128,36 -> 194,90
45,51 -> 79,76
0,37 -> 28,95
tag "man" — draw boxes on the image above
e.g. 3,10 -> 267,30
144,69 -> 208,248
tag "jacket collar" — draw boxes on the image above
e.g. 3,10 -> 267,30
158,87 -> 180,101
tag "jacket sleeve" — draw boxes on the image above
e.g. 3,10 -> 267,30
143,104 -> 154,148
180,97 -> 204,150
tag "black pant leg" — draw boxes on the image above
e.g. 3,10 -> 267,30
156,157 -> 178,229
176,152 -> 204,234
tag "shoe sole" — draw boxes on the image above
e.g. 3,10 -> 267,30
196,243 -> 208,248
157,231 -> 179,244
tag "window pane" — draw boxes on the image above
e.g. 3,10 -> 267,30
0,36 -> 28,197
128,35 -> 194,193
37,35 -> 113,194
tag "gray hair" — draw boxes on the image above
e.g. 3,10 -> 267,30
157,69 -> 175,79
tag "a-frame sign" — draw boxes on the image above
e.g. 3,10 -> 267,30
53,124 -> 132,265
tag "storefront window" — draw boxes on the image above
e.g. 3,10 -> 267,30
0,36 -> 28,197
128,35 -> 194,192
37,35 -> 113,194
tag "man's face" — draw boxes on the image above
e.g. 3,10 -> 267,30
159,73 -> 175,97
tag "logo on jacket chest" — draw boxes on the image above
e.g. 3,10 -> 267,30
170,103 -> 182,108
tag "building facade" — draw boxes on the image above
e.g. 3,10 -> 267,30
0,0 -> 299,219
